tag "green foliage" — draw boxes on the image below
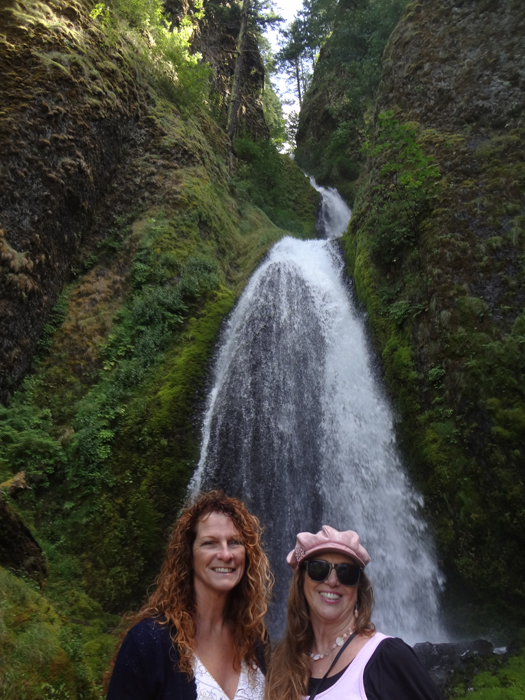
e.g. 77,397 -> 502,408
276,0 -> 338,105
259,36 -> 287,148
68,215 -> 222,494
233,137 -> 319,236
105,0 -> 164,28
0,404 -> 65,486
89,0 -> 211,109
35,288 -> 72,359
450,636 -> 525,699
0,567 -> 117,700
295,0 -> 407,195
363,111 -> 440,266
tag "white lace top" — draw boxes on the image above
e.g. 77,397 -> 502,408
193,656 -> 265,700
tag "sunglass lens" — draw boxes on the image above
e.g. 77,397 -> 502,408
306,560 -> 331,582
336,564 -> 361,586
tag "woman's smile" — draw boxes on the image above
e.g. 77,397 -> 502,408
318,590 -> 342,602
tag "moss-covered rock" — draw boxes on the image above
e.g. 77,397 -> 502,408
342,0 -> 525,629
0,499 -> 47,585
449,631 -> 525,699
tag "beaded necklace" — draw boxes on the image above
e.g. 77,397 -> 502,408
308,626 -> 356,661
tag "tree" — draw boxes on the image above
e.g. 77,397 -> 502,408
227,0 -> 281,140
275,0 -> 338,106
276,19 -> 310,106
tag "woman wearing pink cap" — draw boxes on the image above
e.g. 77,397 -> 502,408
264,526 -> 443,700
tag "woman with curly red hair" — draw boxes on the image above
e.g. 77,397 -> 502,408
107,491 -> 273,700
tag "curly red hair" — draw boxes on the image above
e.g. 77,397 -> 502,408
113,490 -> 273,679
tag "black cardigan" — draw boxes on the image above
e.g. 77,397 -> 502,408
107,618 -> 267,700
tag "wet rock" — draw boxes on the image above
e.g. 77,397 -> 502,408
0,498 -> 47,585
0,470 -> 31,497
414,639 -> 495,694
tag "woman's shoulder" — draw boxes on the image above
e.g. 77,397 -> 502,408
366,635 -> 423,668
372,635 -> 414,654
126,618 -> 176,653
364,636 -> 444,700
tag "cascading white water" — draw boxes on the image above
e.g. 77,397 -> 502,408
310,176 -> 352,240
191,182 -> 445,644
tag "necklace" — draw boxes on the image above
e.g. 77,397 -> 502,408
308,626 -> 355,661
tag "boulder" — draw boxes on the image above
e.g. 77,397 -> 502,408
0,498 -> 47,585
414,639 -> 495,693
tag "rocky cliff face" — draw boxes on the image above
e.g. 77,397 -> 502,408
0,0 -> 149,403
378,0 -> 523,132
0,0 -> 269,405
344,0 -> 525,624
164,0 -> 269,139
0,1 -> 318,693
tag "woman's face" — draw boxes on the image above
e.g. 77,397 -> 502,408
192,511 -> 246,598
303,552 -> 359,628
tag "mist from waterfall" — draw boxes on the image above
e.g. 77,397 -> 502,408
191,180 -> 445,644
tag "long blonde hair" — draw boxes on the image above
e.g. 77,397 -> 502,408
110,491 -> 273,682
264,565 -> 375,700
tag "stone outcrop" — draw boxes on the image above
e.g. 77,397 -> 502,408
415,639 -> 496,694
0,0 -> 149,404
377,0 -> 524,132
0,498 -> 48,585
0,0 -> 270,405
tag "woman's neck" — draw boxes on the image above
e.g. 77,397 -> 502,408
194,585 -> 229,635
310,614 -> 356,654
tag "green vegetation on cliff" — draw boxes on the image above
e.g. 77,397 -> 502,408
294,0 -> 407,202
342,0 -> 525,633
0,566 -> 119,699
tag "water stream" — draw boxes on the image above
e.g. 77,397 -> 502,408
191,180 -> 445,644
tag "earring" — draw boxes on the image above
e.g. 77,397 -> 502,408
354,604 -> 358,618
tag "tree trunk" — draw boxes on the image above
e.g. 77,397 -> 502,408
227,0 -> 251,141
295,57 -> 303,107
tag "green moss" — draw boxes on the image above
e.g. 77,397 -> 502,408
0,566 -> 118,699
233,138 -> 320,238
343,116 -> 525,625
151,287 -> 236,430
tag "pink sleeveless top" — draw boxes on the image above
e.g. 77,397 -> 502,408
305,633 -> 391,700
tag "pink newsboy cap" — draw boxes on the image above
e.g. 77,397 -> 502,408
286,525 -> 371,571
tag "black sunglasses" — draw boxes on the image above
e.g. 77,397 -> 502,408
305,559 -> 362,587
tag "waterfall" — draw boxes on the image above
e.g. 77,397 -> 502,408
191,182 -> 445,644
309,177 -> 352,240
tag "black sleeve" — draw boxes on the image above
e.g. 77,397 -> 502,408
106,619 -> 196,700
364,638 -> 444,700
107,625 -> 163,700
